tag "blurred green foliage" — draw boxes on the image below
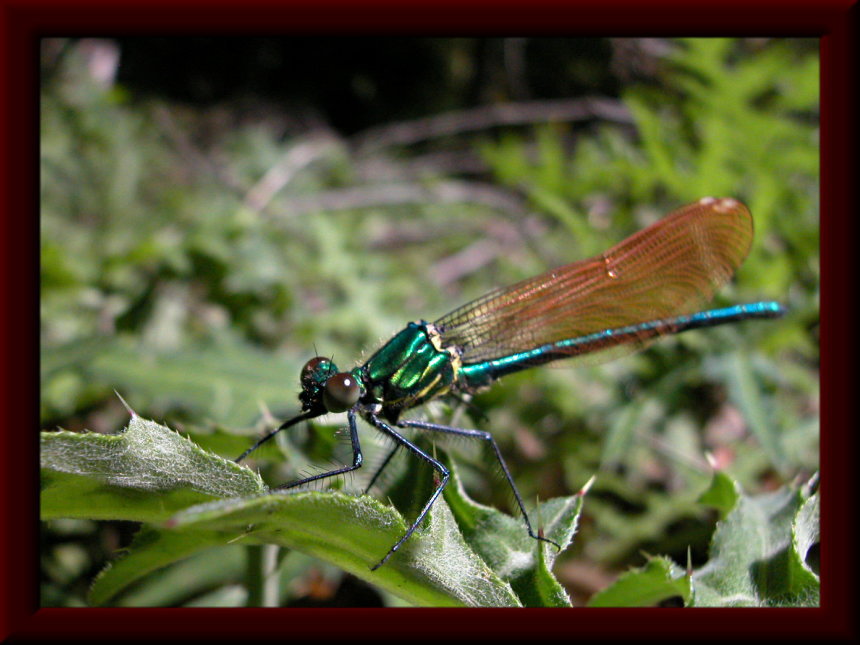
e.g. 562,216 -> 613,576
41,37 -> 818,606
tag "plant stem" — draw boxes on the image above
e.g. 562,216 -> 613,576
245,544 -> 282,606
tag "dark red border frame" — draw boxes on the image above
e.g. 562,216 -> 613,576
3,0 -> 854,640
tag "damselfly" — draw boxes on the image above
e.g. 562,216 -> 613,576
237,197 -> 784,570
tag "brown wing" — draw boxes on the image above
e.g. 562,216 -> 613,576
435,197 -> 753,363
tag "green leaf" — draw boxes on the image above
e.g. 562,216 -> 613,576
788,479 -> 820,594
440,455 -> 585,607
41,415 -> 267,522
42,414 -> 552,606
588,556 -> 691,607
697,468 -> 740,518
690,472 -> 820,606
89,526 -> 235,606
587,471 -> 819,607
165,490 -> 520,607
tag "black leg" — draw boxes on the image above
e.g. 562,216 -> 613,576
363,413 -> 449,571
271,409 -> 364,490
397,418 -> 560,552
235,410 -> 318,463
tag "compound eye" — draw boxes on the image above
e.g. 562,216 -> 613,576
301,356 -> 334,386
323,372 -> 360,412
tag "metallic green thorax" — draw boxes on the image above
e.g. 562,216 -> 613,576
358,321 -> 461,422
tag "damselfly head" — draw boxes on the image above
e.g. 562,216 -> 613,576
298,356 -> 361,414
